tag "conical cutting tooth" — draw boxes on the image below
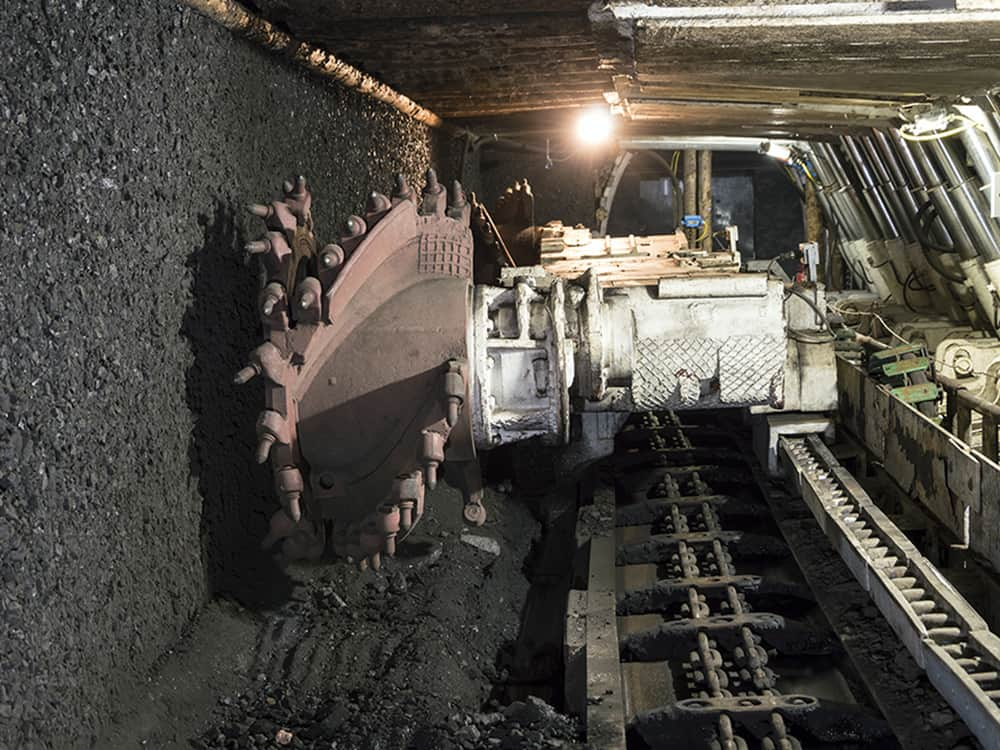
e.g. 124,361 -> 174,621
244,238 -> 271,254
248,203 -> 273,219
447,180 -> 469,221
392,173 -> 414,202
420,168 -> 446,216
339,215 -> 368,254
423,168 -> 441,194
367,191 -> 391,214
320,244 -> 345,270
256,433 -> 276,464
261,286 -> 283,317
449,180 -> 466,209
233,364 -> 259,385
342,215 -> 367,238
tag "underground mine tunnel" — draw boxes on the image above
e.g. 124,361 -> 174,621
11,1 -> 1000,749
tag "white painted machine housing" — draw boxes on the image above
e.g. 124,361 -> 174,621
471,268 -> 837,451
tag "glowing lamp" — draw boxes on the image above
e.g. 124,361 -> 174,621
576,107 -> 614,145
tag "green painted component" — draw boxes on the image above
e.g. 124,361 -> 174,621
870,344 -> 923,363
891,382 -> 938,404
882,356 -> 930,377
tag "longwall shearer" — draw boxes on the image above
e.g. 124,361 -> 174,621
239,170 -> 834,567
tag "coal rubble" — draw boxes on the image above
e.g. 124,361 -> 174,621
170,484 -> 583,750
194,690 -> 581,750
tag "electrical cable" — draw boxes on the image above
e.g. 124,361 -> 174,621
868,255 -> 911,289
919,234 -> 965,282
909,199 -> 966,282
785,286 -> 835,336
915,200 -> 956,254
641,150 -> 684,229
844,255 -> 874,287
901,269 -> 936,314
782,165 -> 806,199
798,160 -> 818,183
898,114 -> 986,142
827,301 -> 910,344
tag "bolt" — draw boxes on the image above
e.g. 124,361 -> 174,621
954,348 -> 974,377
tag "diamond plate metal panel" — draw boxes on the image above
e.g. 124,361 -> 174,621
718,335 -> 786,406
633,335 -> 785,410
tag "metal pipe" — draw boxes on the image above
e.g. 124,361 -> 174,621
861,134 -> 916,241
812,142 -> 877,239
937,373 -> 1000,422
907,140 -> 980,261
871,130 -> 923,223
684,150 -> 697,248
818,142 -> 880,238
841,136 -> 898,239
619,136 -> 793,152
881,133 -> 990,322
888,129 -> 926,186
841,136 -> 879,189
698,150 -> 713,252
903,138 -> 997,328
819,141 -> 856,189
183,0 -> 444,128
808,150 -> 859,239
959,124 -> 1000,190
872,129 -> 965,319
927,138 -> 1000,261
983,110 -> 1000,164
818,188 -> 860,241
888,131 -> 955,248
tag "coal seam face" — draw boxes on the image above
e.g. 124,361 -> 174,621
0,1 -> 442,746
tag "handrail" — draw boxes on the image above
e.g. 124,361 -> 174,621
937,373 -> 1000,461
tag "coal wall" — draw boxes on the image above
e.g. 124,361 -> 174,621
0,2 -> 441,746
